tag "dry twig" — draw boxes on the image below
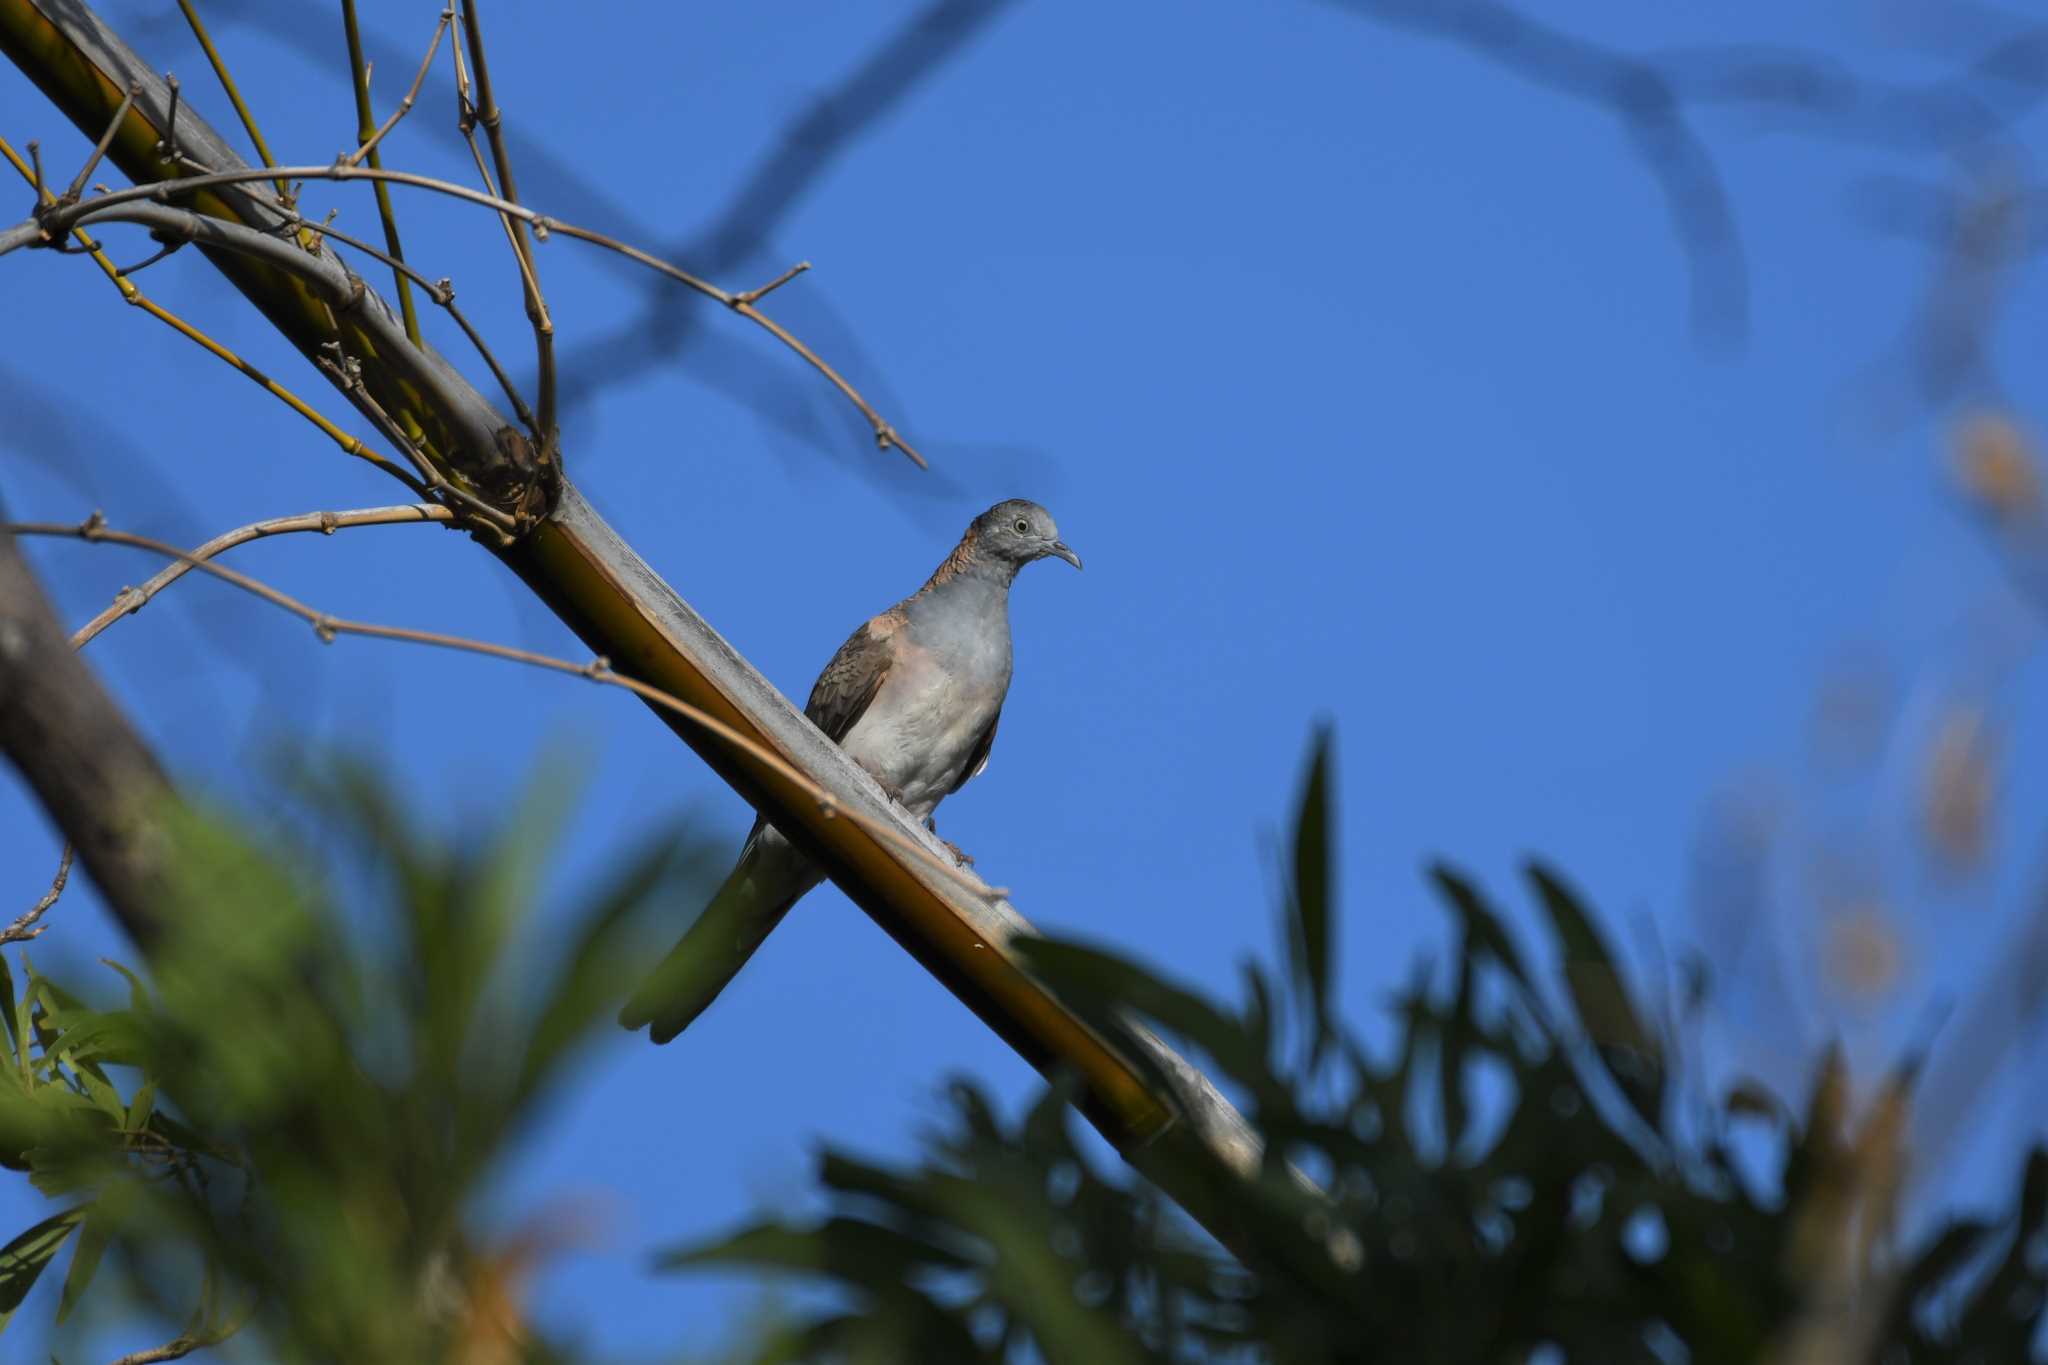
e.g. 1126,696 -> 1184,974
341,1 -> 453,345
108,1331 -> 207,1365
70,503 -> 454,649
344,5 -> 453,170
0,845 -> 72,947
175,0 -> 289,205
0,136 -> 417,489
454,1 -> 555,447
9,161 -> 925,466
279,212 -> 535,431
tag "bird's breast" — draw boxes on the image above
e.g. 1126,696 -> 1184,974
841,629 -> 1010,817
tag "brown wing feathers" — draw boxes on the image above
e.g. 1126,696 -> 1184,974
803,606 -> 902,743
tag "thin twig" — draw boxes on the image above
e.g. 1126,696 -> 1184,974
12,519 -> 1005,903
59,82 -> 135,207
0,845 -> 72,947
108,1332 -> 206,1365
174,0 -> 289,205
343,6 -> 453,170
22,162 -> 926,466
341,1 -> 450,345
0,136 -> 418,489
313,351 -> 518,539
733,260 -> 811,306
279,212 -> 535,430
456,1 -> 554,447
157,75 -> 182,166
70,504 -> 453,650
112,238 -> 184,278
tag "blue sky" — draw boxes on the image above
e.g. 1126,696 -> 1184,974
4,1 -> 2047,1358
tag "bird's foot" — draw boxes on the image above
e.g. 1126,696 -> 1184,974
925,817 -> 975,867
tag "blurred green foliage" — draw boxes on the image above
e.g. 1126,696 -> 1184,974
1,735 -> 2042,1363
665,731 -> 2048,1364
0,760 -> 716,1362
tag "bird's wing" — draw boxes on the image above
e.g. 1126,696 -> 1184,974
803,607 -> 902,743
949,707 -> 1001,795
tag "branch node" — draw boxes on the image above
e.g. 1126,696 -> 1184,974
318,510 -> 339,535
733,260 -> 810,307
159,74 -> 183,166
80,510 -> 106,540
582,655 -> 610,680
312,614 -> 338,644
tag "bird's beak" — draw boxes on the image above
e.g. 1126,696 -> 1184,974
1050,541 -> 1082,570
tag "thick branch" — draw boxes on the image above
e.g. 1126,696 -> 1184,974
0,519 -> 171,948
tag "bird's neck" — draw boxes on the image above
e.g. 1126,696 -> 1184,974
920,538 -> 1019,595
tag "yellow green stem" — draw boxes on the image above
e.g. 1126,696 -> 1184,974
0,131 -> 414,486
340,0 -> 421,346
173,0 -> 286,203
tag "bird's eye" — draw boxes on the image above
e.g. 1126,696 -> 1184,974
1013,518 -> 1030,534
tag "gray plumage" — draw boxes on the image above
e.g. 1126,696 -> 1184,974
620,499 -> 1081,1044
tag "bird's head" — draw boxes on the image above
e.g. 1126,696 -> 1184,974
973,499 -> 1082,571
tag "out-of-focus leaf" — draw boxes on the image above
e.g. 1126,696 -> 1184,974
1886,1217 -> 1994,1338
1441,945 -> 1474,1156
514,826 -> 705,1106
122,1082 -> 155,1135
0,1206 -> 85,1334
1288,724 -> 1336,1061
1721,1080 -> 1783,1124
1018,938 -> 1279,1104
70,1068 -> 121,1123
97,960 -> 150,1016
1241,960 -> 1275,1070
0,957 -> 18,1063
938,1178 -> 1151,1365
1953,1145 -> 2048,1356
52,1210 -> 107,1325
1429,866 -> 1542,1011
1782,1044 -> 1847,1215
654,1216 -> 974,1279
1526,863 -> 1664,1130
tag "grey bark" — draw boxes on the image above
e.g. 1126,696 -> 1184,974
0,516 -> 171,948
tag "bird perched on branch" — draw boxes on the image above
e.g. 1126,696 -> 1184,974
620,499 -> 1082,1044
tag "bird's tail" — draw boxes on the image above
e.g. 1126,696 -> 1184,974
618,827 -> 820,1044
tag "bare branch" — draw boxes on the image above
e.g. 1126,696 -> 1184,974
0,520 -> 173,949
10,161 -> 927,465
0,844 -> 72,946
312,350 -> 517,539
733,259 -> 811,307
108,1332 -> 206,1365
456,1 -> 554,447
71,503 -> 454,649
12,516 -> 1008,905
0,135 -> 419,489
279,212 -> 535,430
343,5 -> 453,170
58,80 -> 134,206
16,193 -> 523,515
341,0 -> 450,346
174,0 -> 288,203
